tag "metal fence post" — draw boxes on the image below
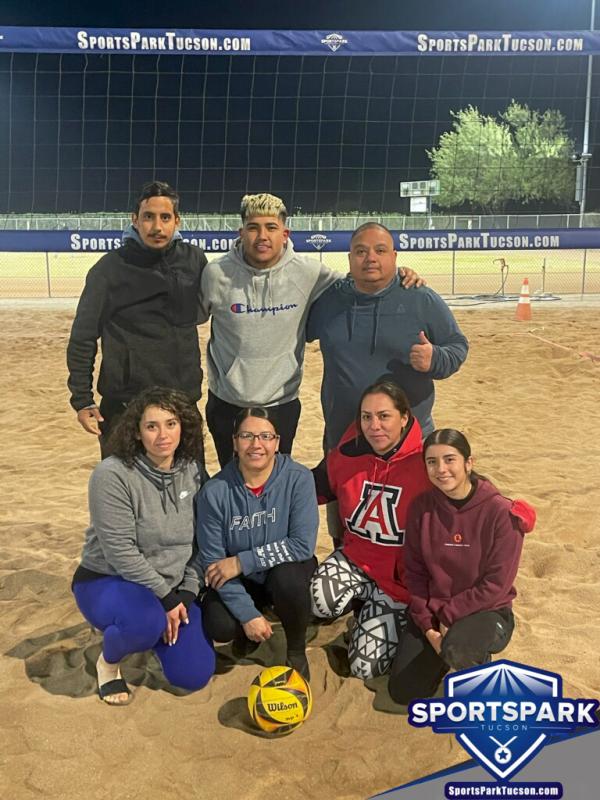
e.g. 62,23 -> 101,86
45,252 -> 52,298
451,250 -> 456,295
581,249 -> 587,298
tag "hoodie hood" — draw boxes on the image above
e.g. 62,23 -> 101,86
510,498 -> 536,533
429,477 -> 502,514
337,412 -> 423,463
122,223 -> 183,250
337,272 -> 402,355
429,478 -> 536,534
227,237 -> 298,312
220,450 -> 290,497
133,453 -> 187,514
232,236 -> 297,275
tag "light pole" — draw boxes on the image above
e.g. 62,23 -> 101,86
578,0 -> 596,225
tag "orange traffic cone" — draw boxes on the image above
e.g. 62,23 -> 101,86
515,278 -> 532,321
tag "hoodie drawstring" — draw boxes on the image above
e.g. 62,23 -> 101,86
267,270 -> 274,312
347,297 -> 358,341
135,455 -> 182,515
345,294 -> 382,354
371,297 -> 381,354
158,471 -> 180,514
250,271 -> 274,317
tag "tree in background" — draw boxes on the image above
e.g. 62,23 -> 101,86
428,101 -> 575,213
502,102 -> 575,207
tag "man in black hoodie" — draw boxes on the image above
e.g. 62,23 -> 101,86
66,181 -> 208,457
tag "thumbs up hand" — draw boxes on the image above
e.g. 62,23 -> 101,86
409,330 -> 434,372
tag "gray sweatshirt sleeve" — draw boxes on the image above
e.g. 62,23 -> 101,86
88,464 -> 172,599
421,290 -> 469,379
196,262 -> 213,324
179,548 -> 202,596
196,484 -> 261,624
237,468 -> 319,575
307,261 -> 339,304
178,465 -> 209,595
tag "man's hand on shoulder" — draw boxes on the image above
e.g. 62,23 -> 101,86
76,406 -> 104,436
399,267 -> 426,289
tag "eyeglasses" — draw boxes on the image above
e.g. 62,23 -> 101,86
235,431 -> 279,442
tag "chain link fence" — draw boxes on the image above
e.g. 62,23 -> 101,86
2,212 -> 600,232
1,247 -> 598,299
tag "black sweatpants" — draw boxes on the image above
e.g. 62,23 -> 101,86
205,390 -> 301,468
201,558 -> 317,653
388,608 -> 515,705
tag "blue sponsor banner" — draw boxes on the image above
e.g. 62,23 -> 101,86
392,228 -> 600,252
1,229 -> 600,253
0,27 -> 597,56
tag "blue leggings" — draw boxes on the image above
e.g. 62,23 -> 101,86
73,577 -> 215,692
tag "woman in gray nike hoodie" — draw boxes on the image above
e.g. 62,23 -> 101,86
72,387 -> 215,704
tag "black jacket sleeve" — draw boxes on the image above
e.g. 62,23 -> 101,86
312,456 -> 336,504
66,264 -> 109,410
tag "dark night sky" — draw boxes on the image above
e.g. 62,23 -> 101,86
4,1 -> 597,31
1,1 -> 598,214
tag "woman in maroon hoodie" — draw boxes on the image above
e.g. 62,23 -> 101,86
389,428 -> 535,704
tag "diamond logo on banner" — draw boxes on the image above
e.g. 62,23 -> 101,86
305,234 -> 332,250
321,33 -> 348,52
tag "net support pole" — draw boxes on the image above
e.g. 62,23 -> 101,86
451,250 -> 456,295
581,248 -> 588,298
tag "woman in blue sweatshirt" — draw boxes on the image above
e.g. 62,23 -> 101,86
389,428 -> 535,704
196,407 -> 319,680
72,387 -> 215,705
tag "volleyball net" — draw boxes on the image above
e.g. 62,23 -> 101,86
1,26 -> 599,215
0,26 -> 599,297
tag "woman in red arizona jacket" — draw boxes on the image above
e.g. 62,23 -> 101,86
311,380 -> 430,680
389,428 -> 535,704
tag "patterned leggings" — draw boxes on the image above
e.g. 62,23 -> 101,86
310,549 -> 408,679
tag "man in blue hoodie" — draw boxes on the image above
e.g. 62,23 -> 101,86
307,223 -> 468,450
67,181 -> 207,456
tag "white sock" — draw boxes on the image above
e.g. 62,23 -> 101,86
96,652 -> 122,686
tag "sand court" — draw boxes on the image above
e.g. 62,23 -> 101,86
1,300 -> 599,799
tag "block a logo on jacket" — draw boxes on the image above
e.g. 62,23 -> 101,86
345,481 -> 404,546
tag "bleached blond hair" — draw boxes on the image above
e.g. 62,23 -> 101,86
240,193 -> 287,223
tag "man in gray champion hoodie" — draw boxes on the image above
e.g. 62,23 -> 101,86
199,194 -> 420,467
